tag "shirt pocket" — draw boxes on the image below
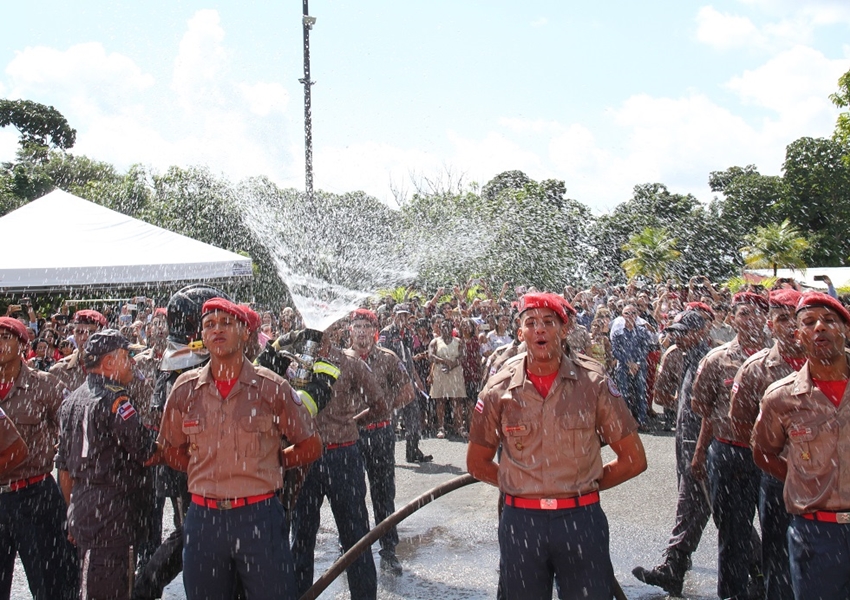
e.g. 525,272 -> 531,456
788,420 -> 835,474
558,411 -> 595,457
501,421 -> 531,463
238,414 -> 275,458
181,415 -> 204,458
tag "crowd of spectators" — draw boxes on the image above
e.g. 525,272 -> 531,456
4,274 -> 844,437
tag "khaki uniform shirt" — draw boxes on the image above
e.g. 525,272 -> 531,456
691,336 -> 764,443
752,361 -> 850,514
314,348 -> 378,444
158,357 -> 314,499
355,346 -> 414,425
0,406 -> 24,457
470,352 -> 637,498
0,363 -> 67,484
49,349 -> 86,394
728,343 -> 795,445
654,345 -> 684,409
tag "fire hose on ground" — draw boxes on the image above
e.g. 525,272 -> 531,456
299,473 -> 627,600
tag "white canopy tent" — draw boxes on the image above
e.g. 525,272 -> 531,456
0,189 -> 253,292
747,267 -> 850,291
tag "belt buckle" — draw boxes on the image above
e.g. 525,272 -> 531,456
0,484 -> 11,494
540,498 -> 557,510
218,499 -> 233,510
837,512 -> 850,524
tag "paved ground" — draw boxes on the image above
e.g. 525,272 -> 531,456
12,428 -> 723,599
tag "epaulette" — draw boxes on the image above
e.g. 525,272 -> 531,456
104,383 -> 126,393
703,341 -> 732,362
573,352 -> 604,373
740,347 -> 770,370
764,372 -> 797,396
373,346 -> 401,361
481,363 -> 517,394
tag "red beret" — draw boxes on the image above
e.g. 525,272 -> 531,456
154,307 -> 167,317
350,308 -> 379,326
73,309 -> 107,328
517,292 -> 575,323
685,301 -> 715,320
0,317 -> 28,345
732,292 -> 768,312
768,289 -> 802,310
795,291 -> 850,324
201,298 -> 249,326
238,304 -> 261,332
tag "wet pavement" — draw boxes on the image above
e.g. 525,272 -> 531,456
13,429 -> 722,599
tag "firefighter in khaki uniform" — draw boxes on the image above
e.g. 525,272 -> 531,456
727,288 -> 803,600
690,291 -> 768,600
752,292 -> 850,598
348,308 -> 415,576
158,298 -> 322,600
467,293 -> 646,600
0,316 -> 78,600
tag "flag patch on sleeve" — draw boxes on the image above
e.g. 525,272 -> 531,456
117,401 -> 137,421
474,398 -> 485,413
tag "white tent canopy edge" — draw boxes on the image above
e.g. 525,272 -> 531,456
0,189 -> 253,292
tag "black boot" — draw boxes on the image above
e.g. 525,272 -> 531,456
632,550 -> 688,597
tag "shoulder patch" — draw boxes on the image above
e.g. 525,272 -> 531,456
116,400 -> 137,421
607,378 -> 622,397
111,396 -> 130,413
731,381 -> 740,395
290,388 -> 303,406
474,397 -> 485,413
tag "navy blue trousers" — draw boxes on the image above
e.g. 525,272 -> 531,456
759,474 -> 793,600
291,444 -> 376,600
0,476 -> 77,600
499,502 -> 614,600
706,440 -> 760,599
182,497 -> 294,600
358,425 -> 398,555
789,515 -> 850,599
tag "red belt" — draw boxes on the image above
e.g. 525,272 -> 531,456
0,473 -> 49,494
325,440 -> 357,450
504,491 -> 600,510
191,493 -> 274,511
716,437 -> 750,449
363,420 -> 392,431
802,511 -> 850,524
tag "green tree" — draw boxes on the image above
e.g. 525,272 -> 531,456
589,183 -> 738,283
0,99 -> 76,154
780,137 -> 850,265
709,165 -> 787,236
829,68 -> 850,151
740,220 -> 810,276
621,227 -> 681,282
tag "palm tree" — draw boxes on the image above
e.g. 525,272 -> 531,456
740,220 -> 810,276
621,227 -> 681,283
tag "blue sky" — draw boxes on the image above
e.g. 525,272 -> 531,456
2,1 -> 849,211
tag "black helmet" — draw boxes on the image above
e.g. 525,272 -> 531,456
166,284 -> 230,345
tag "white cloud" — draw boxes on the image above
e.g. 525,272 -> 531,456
4,42 -> 154,112
531,17 -> 548,27
725,45 -> 848,119
0,9 -> 297,189
696,6 -> 764,49
239,82 -> 289,116
172,9 -> 228,111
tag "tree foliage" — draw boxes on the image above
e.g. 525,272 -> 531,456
740,220 -> 810,276
0,99 -> 76,153
621,227 -> 681,283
